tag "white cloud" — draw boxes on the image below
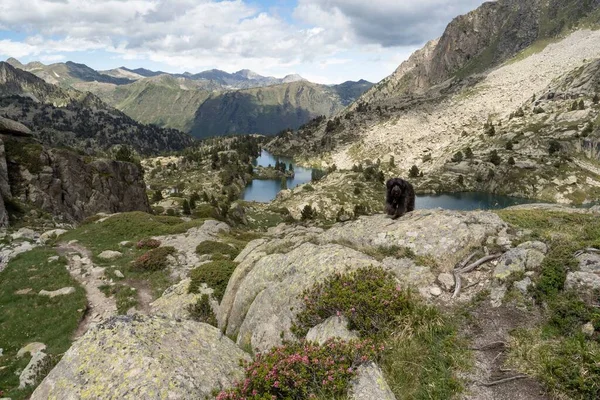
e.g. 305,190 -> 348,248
0,0 -> 487,83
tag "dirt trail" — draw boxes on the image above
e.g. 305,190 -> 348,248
57,242 -> 118,338
460,304 -> 549,400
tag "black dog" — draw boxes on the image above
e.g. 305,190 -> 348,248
385,178 -> 415,219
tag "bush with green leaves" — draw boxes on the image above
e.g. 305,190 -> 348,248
301,205 -> 315,221
216,338 -> 379,400
451,151 -> 464,163
195,240 -> 239,260
489,150 -> 502,166
548,140 -> 561,155
189,260 -> 237,301
293,267 -> 414,338
188,294 -> 217,326
131,246 -> 176,271
409,165 -> 420,178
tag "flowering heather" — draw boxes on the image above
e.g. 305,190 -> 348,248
136,238 -> 162,249
293,266 -> 413,338
131,246 -> 175,271
216,338 -> 380,399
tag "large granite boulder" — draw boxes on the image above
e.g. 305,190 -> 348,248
0,116 -> 32,137
31,315 -> 250,400
321,211 -> 507,269
219,210 -> 507,352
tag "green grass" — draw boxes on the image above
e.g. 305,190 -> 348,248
497,209 -> 600,399
196,240 -> 239,259
293,267 -> 469,399
60,212 -> 210,300
189,260 -> 238,302
60,212 -> 206,255
0,248 -> 87,399
98,284 -> 139,314
381,306 -> 469,399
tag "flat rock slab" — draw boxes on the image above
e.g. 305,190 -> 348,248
97,250 -> 123,260
150,279 -> 212,320
19,351 -> 49,389
31,315 -> 250,400
39,287 -> 76,298
350,363 -> 396,400
17,342 -> 46,358
322,211 -> 507,268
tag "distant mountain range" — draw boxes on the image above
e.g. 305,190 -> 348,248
0,61 -> 194,154
6,58 -> 373,138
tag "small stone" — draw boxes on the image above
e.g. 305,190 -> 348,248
119,241 -> 133,247
98,250 -> 123,260
47,256 -> 59,263
67,240 -> 79,246
39,229 -> 68,244
437,273 -> 455,291
17,343 -> 46,358
114,270 -> 124,278
11,228 -> 37,241
91,267 -> 106,278
0,348 -> 3,356
15,288 -> 33,295
39,287 -> 76,298
490,285 -> 507,308
429,286 -> 442,297
582,322 -> 595,337
513,277 -> 532,295
306,316 -> 359,345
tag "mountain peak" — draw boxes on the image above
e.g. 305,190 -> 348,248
234,69 -> 263,80
5,57 -> 23,68
281,74 -> 305,83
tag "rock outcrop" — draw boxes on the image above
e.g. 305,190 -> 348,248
31,315 -> 250,400
219,210 -> 508,352
4,135 -> 151,223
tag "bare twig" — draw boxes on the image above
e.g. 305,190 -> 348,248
460,254 -> 502,274
456,252 -> 477,270
479,375 -> 528,387
464,280 -> 481,290
574,248 -> 600,257
452,271 -> 462,299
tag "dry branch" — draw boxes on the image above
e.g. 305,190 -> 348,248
480,375 -> 528,387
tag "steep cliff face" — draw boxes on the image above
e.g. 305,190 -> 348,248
357,0 -> 600,105
3,133 -> 151,224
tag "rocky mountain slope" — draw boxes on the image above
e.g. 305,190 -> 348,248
7,58 -> 373,137
267,0 -> 600,205
0,62 -> 194,154
190,80 -> 371,138
0,204 -> 595,399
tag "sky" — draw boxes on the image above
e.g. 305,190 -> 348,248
0,0 -> 487,84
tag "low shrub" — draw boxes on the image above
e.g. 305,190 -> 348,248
216,338 -> 379,400
189,260 -> 238,301
131,246 -> 176,271
292,267 -> 413,338
136,238 -> 161,250
196,240 -> 239,259
188,294 -> 217,326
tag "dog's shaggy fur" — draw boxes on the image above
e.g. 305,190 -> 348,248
385,178 -> 415,219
